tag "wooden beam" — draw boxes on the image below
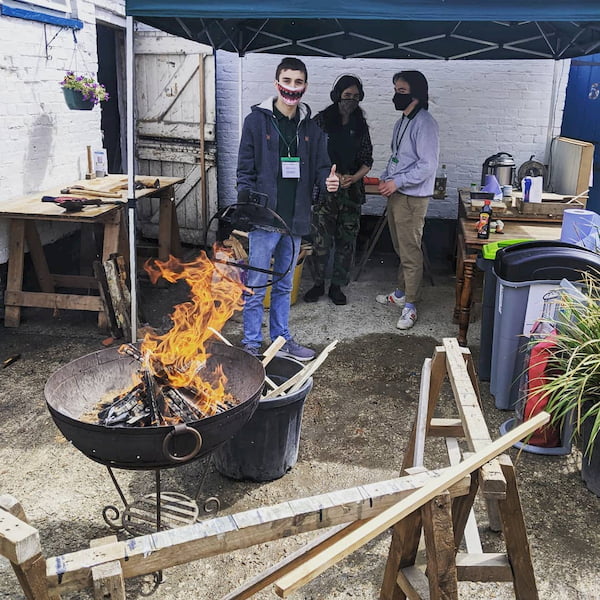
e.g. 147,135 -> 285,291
45,470 -> 470,595
0,508 -> 42,565
273,412 -> 550,598
90,536 -> 126,600
455,553 -> 512,582
428,418 -> 465,438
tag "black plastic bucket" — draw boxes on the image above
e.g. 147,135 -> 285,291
213,355 -> 313,482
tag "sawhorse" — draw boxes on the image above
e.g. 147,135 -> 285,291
380,338 -> 539,599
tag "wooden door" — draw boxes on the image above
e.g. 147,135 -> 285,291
134,31 -> 217,246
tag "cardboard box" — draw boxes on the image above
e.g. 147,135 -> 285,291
549,137 -> 594,196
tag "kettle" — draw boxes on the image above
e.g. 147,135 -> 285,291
481,152 -> 516,188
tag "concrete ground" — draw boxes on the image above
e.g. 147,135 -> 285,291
1,247 -> 599,599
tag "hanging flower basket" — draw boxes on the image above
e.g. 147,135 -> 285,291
60,71 -> 109,110
62,87 -> 94,110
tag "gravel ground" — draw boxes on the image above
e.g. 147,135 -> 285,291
1,251 -> 599,600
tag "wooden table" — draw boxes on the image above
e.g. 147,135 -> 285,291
454,215 -> 562,345
1,174 -> 183,328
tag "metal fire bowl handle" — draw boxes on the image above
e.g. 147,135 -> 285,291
162,424 -> 203,463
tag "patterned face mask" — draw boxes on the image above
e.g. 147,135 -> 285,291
276,82 -> 306,105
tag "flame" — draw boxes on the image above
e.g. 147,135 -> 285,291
139,248 -> 245,414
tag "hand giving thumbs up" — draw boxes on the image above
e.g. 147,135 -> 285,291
325,164 -> 340,192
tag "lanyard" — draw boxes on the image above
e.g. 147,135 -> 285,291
272,117 -> 299,157
392,115 -> 411,155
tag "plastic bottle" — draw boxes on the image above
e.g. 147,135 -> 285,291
433,164 -> 447,199
477,199 -> 493,239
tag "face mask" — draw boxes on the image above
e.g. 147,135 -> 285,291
339,99 -> 359,115
393,93 -> 413,111
276,82 -> 306,105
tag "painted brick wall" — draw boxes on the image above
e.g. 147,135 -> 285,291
0,1 -> 125,263
216,53 -> 569,219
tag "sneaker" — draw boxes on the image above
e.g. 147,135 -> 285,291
242,344 -> 261,357
376,291 -> 406,308
304,283 -> 324,303
397,306 -> 417,330
328,285 -> 347,305
276,339 -> 315,362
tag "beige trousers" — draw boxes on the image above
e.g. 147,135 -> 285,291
386,192 -> 430,304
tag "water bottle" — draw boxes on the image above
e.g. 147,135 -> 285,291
477,200 -> 493,239
433,164 -> 447,199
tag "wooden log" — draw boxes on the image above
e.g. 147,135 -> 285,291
273,412 -> 550,598
90,536 -> 126,600
93,261 -> 122,339
45,470 -> 470,595
103,257 -> 131,340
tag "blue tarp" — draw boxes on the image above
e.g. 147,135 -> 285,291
124,1 -> 600,59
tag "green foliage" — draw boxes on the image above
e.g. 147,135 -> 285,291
535,272 -> 600,457
60,71 -> 109,104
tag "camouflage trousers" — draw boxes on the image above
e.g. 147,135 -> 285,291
310,183 -> 363,287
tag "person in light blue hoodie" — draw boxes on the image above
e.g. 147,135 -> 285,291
376,70 -> 439,330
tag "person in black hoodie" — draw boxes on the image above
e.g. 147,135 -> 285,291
304,74 -> 373,306
237,57 -> 339,361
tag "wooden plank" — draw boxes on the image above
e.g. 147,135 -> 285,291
4,219 -> 26,327
103,258 -> 131,339
397,566 -> 430,600
24,221 -> 54,293
428,418 -> 465,438
413,358 -> 432,468
52,275 -> 99,288
421,492 -> 458,600
4,291 -> 103,312
273,412 -> 550,598
445,438 -> 482,554
219,523 -> 360,600
90,536 -> 126,600
45,471 -> 470,595
455,553 -> 513,582
497,455 -> 540,599
0,508 -> 42,565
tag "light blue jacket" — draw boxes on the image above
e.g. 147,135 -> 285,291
380,108 -> 439,198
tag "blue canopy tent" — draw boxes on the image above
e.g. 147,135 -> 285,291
126,0 -> 600,59
122,1 -> 600,339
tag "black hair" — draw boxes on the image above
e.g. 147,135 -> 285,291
330,74 -> 364,103
276,57 -> 308,82
318,102 -> 369,136
393,70 -> 429,110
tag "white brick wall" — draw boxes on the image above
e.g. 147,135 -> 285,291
216,53 -> 569,219
0,1 -> 125,263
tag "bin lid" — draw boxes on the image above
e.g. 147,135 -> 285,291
481,239 -> 530,261
493,240 -> 600,282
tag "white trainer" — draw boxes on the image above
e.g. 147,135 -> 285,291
375,292 -> 406,308
397,306 -> 417,330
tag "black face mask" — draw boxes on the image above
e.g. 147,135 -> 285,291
339,99 -> 359,115
393,93 -> 413,111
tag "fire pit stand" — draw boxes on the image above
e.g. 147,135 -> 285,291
100,463 -> 221,536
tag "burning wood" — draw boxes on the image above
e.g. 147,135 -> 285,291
94,250 -> 249,428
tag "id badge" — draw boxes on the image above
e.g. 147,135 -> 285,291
281,157 -> 300,178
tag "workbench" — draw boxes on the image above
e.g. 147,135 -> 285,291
1,174 -> 183,328
454,192 -> 562,345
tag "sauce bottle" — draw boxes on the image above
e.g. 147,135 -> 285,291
477,199 -> 493,239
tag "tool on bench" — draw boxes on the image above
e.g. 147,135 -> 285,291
60,185 -> 122,199
42,195 -> 123,212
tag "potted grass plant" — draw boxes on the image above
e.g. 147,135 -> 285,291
60,71 -> 109,110
534,272 -> 600,496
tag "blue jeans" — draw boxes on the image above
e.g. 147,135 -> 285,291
242,229 -> 301,347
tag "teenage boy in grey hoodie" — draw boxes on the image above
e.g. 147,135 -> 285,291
237,57 -> 339,361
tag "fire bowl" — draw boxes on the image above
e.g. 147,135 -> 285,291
45,342 -> 265,470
